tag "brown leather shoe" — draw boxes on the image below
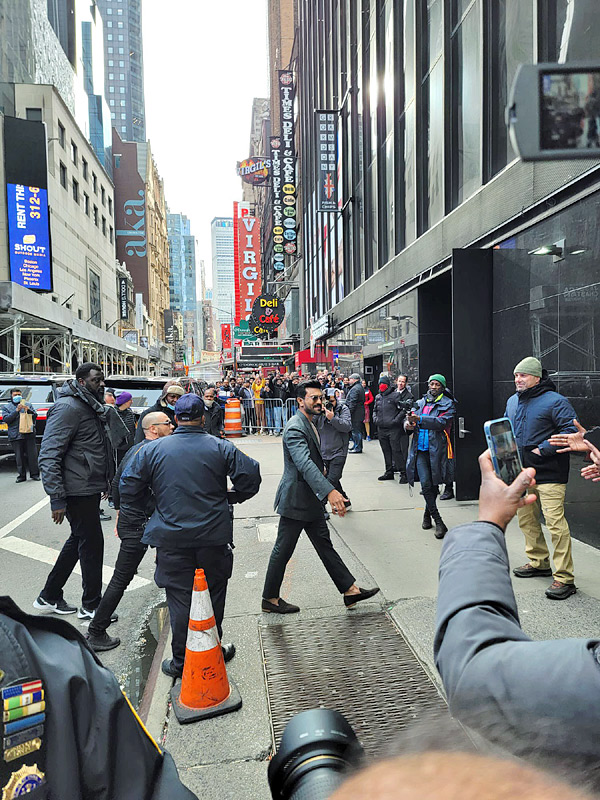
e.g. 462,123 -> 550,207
545,580 -> 577,600
513,563 -> 552,578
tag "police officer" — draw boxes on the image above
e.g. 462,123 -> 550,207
0,596 -> 196,799
119,394 -> 261,679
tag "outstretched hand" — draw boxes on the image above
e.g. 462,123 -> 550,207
477,450 -> 537,531
548,419 -> 587,453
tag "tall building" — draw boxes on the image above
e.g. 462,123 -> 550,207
0,0 -> 113,171
113,129 -> 170,371
293,0 -> 600,538
96,0 -> 146,142
210,217 -> 235,325
167,212 -> 198,364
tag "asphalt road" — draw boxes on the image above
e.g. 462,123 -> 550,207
0,453 -> 163,684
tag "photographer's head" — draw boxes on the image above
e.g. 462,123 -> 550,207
297,380 -> 323,417
428,374 -> 446,396
514,357 -> 543,393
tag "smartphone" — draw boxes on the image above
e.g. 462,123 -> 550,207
584,427 -> 600,451
484,417 -> 524,485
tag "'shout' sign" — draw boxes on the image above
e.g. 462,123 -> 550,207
234,202 -> 262,327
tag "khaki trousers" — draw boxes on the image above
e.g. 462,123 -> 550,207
516,483 -> 574,584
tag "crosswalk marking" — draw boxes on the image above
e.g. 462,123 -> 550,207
0,535 -> 150,591
0,497 -> 50,540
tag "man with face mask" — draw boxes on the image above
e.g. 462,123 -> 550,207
34,363 -> 120,617
1,387 -> 40,482
201,386 -> 224,437
373,374 -> 414,483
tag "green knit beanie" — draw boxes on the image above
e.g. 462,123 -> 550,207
513,357 -> 542,378
428,373 -> 447,388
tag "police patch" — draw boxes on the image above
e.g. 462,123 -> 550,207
3,738 -> 41,763
1,764 -> 45,799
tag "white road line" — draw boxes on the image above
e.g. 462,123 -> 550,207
0,496 -> 50,540
0,536 -> 150,591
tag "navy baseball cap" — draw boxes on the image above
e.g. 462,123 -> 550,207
174,393 -> 205,420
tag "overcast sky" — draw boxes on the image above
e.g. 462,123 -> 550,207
142,0 -> 269,289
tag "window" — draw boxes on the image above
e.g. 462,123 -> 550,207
59,162 -> 67,189
121,126 -> 127,133
117,22 -> 123,28
78,309 -> 83,320
93,205 -> 99,226
108,46 -> 113,53
101,186 -> 106,206
120,100 -> 126,106
109,226 -> 114,244
118,34 -> 124,40
70,140 -> 77,165
109,86 -> 115,93
109,99 -> 115,106
84,192 -> 90,215
89,270 -> 101,328
111,112 -> 116,119
106,6 -> 112,12
420,0 -> 445,232
26,108 -> 42,121
108,59 -> 114,66
72,178 -> 79,203
450,0 -> 482,207
121,113 -> 126,119
119,60 -> 124,67
118,48 -> 124,54
108,72 -> 114,80
82,157 -> 88,180
58,121 -> 65,148
102,216 -> 107,235
119,73 -> 125,80
117,7 -> 123,13
106,21 -> 112,27
108,197 -> 113,216
119,87 -> 125,94
488,0 -> 533,177
107,34 -> 113,40
92,173 -> 97,194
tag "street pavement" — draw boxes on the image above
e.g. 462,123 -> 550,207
2,436 -> 600,799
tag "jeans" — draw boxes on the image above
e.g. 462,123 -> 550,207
263,515 -> 355,599
323,455 -> 348,499
273,405 -> 283,434
416,451 -> 441,522
88,526 -> 147,636
517,483 -> 574,583
350,426 -> 363,452
378,428 -> 409,477
265,403 -> 274,431
154,544 -> 233,672
42,494 -> 104,610
11,435 -> 39,478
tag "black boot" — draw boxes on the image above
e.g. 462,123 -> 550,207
422,509 -> 432,530
434,519 -> 448,539
439,484 -> 454,501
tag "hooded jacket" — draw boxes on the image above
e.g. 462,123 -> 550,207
315,400 -> 352,460
39,381 -> 114,509
505,371 -> 577,484
405,390 -> 456,487
373,378 -> 414,430
134,383 -> 181,443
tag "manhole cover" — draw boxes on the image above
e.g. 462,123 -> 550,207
260,612 -> 453,755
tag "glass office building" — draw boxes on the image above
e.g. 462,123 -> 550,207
168,212 -> 198,363
296,0 -> 600,538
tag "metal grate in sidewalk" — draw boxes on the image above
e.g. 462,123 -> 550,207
259,611 -> 456,755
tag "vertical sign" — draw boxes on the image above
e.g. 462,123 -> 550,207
279,70 -> 298,260
236,214 -> 262,324
270,136 -> 285,273
119,277 -> 129,319
316,112 -> 338,211
221,323 -> 232,355
233,201 -> 252,325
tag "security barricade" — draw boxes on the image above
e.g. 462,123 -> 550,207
285,398 -> 297,423
242,398 -> 286,434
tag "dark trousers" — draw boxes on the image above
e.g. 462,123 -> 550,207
88,527 -> 147,636
154,545 -> 233,672
416,450 -> 441,521
42,494 -> 104,610
323,455 -> 348,499
263,515 -> 355,599
11,435 -> 39,478
379,428 -> 409,477
350,423 -> 363,452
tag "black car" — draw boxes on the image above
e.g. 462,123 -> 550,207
0,375 -> 68,455
104,376 -> 206,419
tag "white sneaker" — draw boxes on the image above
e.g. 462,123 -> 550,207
78,606 -> 95,620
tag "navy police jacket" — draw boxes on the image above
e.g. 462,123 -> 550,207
120,425 -> 261,549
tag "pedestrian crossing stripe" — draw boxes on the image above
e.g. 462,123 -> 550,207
4,712 -> 45,735
3,691 -> 43,711
3,701 -> 45,724
1,681 -> 41,701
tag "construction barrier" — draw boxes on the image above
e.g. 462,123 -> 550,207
224,398 -> 243,438
171,569 -> 242,724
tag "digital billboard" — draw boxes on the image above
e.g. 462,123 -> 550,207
6,183 -> 52,291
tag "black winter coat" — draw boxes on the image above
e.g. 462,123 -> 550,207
134,400 -> 176,443
373,387 -> 414,430
345,382 -> 366,424
202,403 -> 224,437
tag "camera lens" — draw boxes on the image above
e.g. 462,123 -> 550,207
268,709 -> 363,800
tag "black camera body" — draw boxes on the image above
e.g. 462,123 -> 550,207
325,400 -> 335,411
397,398 -> 417,415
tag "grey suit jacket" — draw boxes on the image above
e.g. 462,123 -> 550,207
274,411 -> 334,521
435,521 -> 600,762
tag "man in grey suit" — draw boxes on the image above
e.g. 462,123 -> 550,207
262,380 -> 379,614
435,449 -> 600,765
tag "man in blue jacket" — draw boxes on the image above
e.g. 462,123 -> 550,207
1,387 -> 39,482
505,357 -> 577,600
119,393 -> 261,678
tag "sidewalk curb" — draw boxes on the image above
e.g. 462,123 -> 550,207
139,612 -> 172,743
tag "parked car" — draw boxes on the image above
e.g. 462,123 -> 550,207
104,376 -> 206,419
0,374 -> 69,456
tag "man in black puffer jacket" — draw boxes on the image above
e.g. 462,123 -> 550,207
373,374 -> 414,483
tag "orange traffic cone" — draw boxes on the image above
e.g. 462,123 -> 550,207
171,569 -> 242,723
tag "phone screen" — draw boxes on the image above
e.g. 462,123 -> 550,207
486,419 -> 523,485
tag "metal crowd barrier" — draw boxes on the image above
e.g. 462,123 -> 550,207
241,398 -> 291,435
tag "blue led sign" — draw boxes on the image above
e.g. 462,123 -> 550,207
7,183 -> 52,291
